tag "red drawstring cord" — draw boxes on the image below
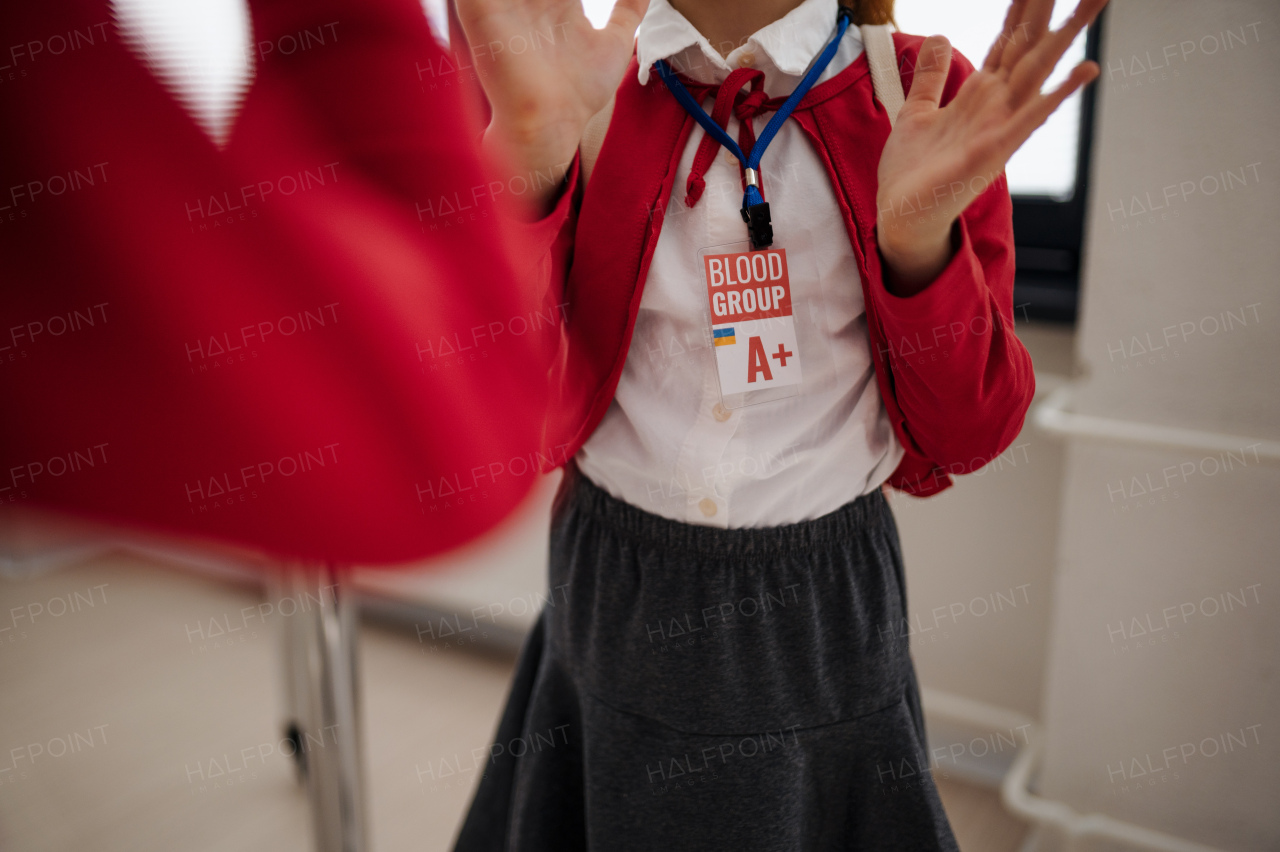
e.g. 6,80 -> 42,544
679,68 -> 789,208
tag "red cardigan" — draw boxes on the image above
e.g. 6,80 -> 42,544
530,34 -> 1035,497
0,0 -> 553,565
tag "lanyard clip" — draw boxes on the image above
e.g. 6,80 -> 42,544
741,201 -> 773,250
741,170 -> 770,248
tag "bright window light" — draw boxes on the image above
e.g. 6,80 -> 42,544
112,0 -> 253,146
582,0 -> 617,29
894,0 -> 1087,199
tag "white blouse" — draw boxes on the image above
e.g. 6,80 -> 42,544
575,0 -> 904,528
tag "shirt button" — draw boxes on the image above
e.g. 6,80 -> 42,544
712,402 -> 731,422
723,150 -> 737,165
737,51 -> 756,68
699,498 -> 718,517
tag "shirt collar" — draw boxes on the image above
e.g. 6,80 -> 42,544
635,0 -> 842,86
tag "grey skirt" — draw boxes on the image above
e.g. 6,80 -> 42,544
453,465 -> 958,851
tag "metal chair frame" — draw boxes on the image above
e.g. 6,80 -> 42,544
272,566 -> 368,852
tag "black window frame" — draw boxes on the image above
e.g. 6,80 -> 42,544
1011,9 -> 1105,324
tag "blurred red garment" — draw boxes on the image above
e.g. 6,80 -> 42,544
0,0 -> 559,565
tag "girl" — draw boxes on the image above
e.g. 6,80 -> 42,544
453,0 -> 1104,848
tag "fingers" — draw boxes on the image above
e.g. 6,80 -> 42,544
1007,0 -> 1107,101
999,59 -> 1098,156
606,0 -> 649,34
904,35 -> 952,112
998,0 -> 1055,73
982,0 -> 1030,72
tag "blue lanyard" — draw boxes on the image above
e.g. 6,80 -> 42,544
654,7 -> 853,249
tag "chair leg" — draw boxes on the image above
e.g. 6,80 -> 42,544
270,570 -> 309,781
277,565 -> 368,852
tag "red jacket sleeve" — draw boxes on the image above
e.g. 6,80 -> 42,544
0,0 -> 558,565
513,155 -> 582,319
870,46 -> 1035,473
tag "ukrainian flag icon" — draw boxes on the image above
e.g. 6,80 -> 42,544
713,327 -> 736,346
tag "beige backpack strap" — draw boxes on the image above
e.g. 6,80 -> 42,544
861,23 -> 905,127
579,93 -> 616,185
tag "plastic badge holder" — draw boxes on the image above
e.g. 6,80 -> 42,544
698,230 -> 843,409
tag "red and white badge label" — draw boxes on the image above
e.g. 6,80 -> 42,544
704,248 -> 802,397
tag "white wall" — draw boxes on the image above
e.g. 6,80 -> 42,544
1033,1 -> 1280,849
893,323 -> 1074,722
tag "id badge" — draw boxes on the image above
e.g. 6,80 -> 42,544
699,235 -> 821,409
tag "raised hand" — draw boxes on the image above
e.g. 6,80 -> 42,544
456,0 -> 649,208
875,0 -> 1107,294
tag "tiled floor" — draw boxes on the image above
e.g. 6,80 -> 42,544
0,554 -> 1028,851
